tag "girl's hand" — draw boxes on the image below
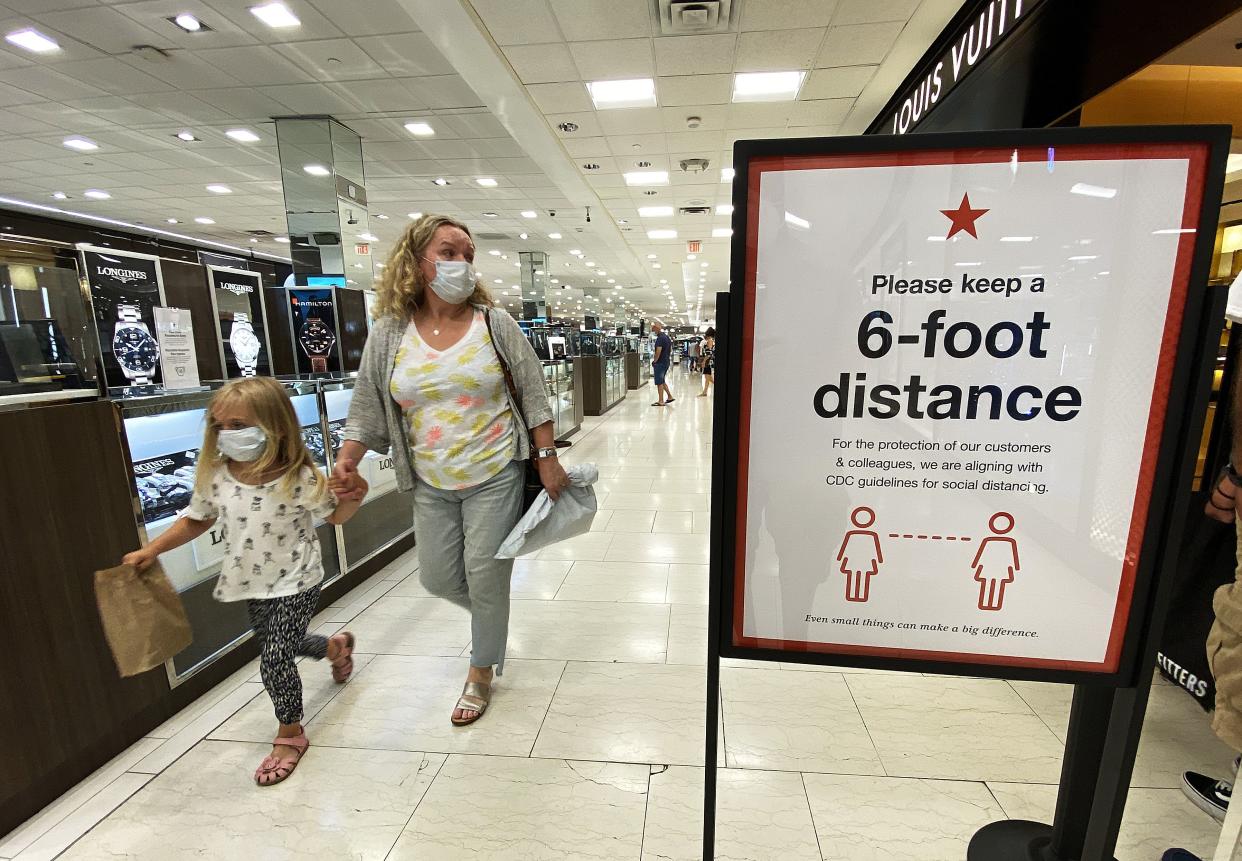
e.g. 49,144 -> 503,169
330,458 -> 367,501
122,548 -> 156,571
538,457 -> 570,502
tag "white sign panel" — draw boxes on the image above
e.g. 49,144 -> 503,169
153,306 -> 200,390
735,141 -> 1210,673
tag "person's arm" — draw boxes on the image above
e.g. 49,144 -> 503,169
1207,366 -> 1242,522
653,343 -> 664,364
335,324 -> 391,500
122,515 -> 214,571
532,420 -> 569,501
326,474 -> 368,524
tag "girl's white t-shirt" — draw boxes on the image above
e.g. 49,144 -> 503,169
181,465 -> 337,602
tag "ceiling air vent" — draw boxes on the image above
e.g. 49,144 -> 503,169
476,232 -> 510,241
678,206 -> 712,216
656,0 -> 735,35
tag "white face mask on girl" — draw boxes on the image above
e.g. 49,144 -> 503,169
426,259 -> 477,304
217,426 -> 267,462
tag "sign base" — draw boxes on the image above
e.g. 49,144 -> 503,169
967,821 -> 1118,861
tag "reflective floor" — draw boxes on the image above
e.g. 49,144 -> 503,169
1,368 -> 1230,859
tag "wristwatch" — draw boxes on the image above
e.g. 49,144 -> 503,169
228,312 -> 261,377
112,304 -> 160,385
536,446 -> 558,459
299,317 -> 335,373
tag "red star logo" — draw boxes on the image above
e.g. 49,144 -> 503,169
940,193 -> 989,239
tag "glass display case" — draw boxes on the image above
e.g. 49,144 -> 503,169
604,355 -> 625,405
117,376 -> 412,684
542,359 -> 578,440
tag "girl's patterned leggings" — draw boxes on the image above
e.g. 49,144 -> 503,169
246,586 -> 327,725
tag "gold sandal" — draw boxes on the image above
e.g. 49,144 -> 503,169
451,681 -> 490,727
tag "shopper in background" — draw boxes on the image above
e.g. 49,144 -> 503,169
333,214 -> 566,726
689,337 -> 701,373
698,328 -> 716,397
651,320 -> 675,406
122,377 -> 366,786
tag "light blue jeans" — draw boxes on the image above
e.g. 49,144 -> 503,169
414,460 -> 523,673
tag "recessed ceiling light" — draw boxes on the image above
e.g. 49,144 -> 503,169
250,237 -> 259,243
83,189 -> 111,199
226,128 -> 260,143
548,233 -> 562,239
721,168 -> 735,183
250,2 -> 300,29
582,163 -> 600,171
646,254 -> 658,260
519,232 -> 530,240
375,213 -> 389,220
700,261 -> 709,267
273,236 -> 289,243
687,254 -> 697,260
483,211 -> 498,218
476,177 -> 498,187
648,229 -> 677,239
408,211 -> 423,219
653,263 -> 662,268
176,130 -> 199,142
63,137 -> 98,152
716,204 -> 734,215
568,249 -> 582,255
587,78 -> 657,110
358,232 -> 378,242
5,28 -> 59,54
166,217 -> 179,223
712,227 -> 732,238
557,121 -> 579,133
638,205 -> 674,217
404,121 -> 435,136
303,164 -> 330,176
52,192 -> 67,200
520,210 -> 537,218
625,170 -> 669,186
733,71 -> 806,103
169,13 -> 207,32
433,178 -> 450,186
194,216 -> 215,224
206,184 -> 232,194
489,249 -> 501,256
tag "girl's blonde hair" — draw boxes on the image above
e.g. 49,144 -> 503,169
194,376 -> 327,502
374,214 -> 494,320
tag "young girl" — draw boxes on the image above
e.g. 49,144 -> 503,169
123,377 -> 368,786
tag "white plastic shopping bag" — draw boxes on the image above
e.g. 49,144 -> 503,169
495,463 -> 599,558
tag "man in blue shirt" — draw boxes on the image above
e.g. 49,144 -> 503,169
651,321 -> 675,406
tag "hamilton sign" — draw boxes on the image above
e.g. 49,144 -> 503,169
889,0 -> 1042,135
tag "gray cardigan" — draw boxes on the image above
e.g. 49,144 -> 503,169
343,305 -> 554,493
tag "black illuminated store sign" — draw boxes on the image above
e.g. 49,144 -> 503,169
889,0 -> 1043,135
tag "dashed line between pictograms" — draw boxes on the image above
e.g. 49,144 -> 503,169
887,533 -> 973,542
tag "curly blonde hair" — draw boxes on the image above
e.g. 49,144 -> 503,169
374,214 -> 494,320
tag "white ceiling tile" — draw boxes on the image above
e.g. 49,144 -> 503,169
657,74 -> 731,107
502,42 -> 578,84
407,74 -> 482,110
307,0 -> 420,36
661,104 -> 727,132
332,78 -> 428,112
9,102 -> 113,131
51,57 -> 174,95
138,91 -> 237,124
726,101 -> 798,128
787,97 -> 853,126
197,45 -> 311,85
110,0 -> 260,49
576,155 -> 618,173
0,80 -> 46,107
568,38 -> 653,80
664,129 -> 725,151
834,0 -> 921,26
815,21 -> 903,67
192,85 -> 299,119
0,65 -> 106,100
119,51 -> 247,90
468,0 -> 560,46
30,5 -> 168,53
362,140 -> 433,161
561,136 -> 612,158
606,132 -> 666,157
275,38 -> 387,81
472,137 -> 527,158
525,81 -> 592,114
598,106 -> 664,136
740,0 -> 840,30
734,28 -> 825,72
257,82 -> 363,114
802,64 -> 876,99
438,113 -> 509,139
64,94 -> 165,126
2,0 -> 102,12
723,126 -> 786,145
547,0 -> 650,41
354,32 -> 455,77
0,138 -> 69,160
653,34 -> 735,76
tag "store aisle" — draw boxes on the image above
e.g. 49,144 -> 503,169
0,368 -> 1232,860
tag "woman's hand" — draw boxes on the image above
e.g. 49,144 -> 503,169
122,547 -> 157,572
538,456 -> 570,501
330,457 -> 368,502
1207,472 -> 1241,524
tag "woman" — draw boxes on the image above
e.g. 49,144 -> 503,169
334,214 -> 568,726
698,328 -> 716,397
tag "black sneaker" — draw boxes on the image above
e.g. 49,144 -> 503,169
1162,851 -> 1204,861
1182,770 -> 1231,821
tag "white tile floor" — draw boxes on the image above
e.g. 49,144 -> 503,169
1,370 -> 1234,859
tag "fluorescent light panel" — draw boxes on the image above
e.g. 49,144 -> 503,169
250,2 -> 300,28
647,229 -> 677,239
587,78 -> 657,109
624,170 -> 669,186
405,122 -> 434,136
732,71 -> 805,102
303,164 -> 330,176
476,177 -> 497,187
63,137 -> 97,151
226,128 -> 260,142
5,28 -> 59,53
638,205 -> 674,217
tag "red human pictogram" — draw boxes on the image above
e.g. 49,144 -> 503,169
836,506 -> 884,603
972,512 -> 1020,611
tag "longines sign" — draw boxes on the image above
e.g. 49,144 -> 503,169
889,0 -> 1042,135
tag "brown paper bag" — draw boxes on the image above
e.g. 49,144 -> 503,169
94,561 -> 193,677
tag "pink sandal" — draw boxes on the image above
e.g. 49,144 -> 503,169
254,734 -> 309,786
329,631 -> 355,684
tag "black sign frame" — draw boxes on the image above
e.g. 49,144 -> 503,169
287,287 -> 342,376
80,245 -> 166,390
206,265 -> 272,379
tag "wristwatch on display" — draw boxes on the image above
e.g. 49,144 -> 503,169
536,446 -> 558,460
299,317 -> 335,373
112,303 -> 160,385
228,311 -> 261,377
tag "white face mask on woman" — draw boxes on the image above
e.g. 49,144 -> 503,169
217,426 -> 267,462
426,259 -> 477,304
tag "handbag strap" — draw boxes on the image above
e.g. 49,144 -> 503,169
482,308 -> 534,452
